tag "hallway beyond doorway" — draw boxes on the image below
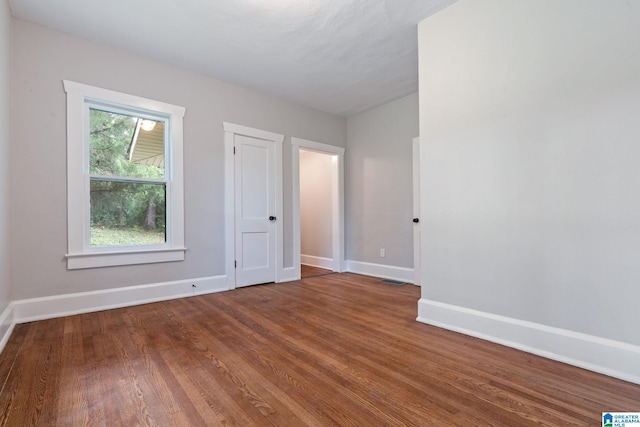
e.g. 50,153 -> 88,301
301,264 -> 333,279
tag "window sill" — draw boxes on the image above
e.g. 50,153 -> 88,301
66,247 -> 186,270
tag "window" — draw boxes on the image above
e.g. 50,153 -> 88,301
64,81 -> 186,269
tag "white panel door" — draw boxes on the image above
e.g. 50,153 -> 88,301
235,134 -> 276,287
413,137 -> 421,287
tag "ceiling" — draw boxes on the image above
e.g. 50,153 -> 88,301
8,0 -> 455,117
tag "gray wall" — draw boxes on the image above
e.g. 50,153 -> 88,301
0,0 -> 11,316
11,19 -> 347,300
300,150 -> 333,259
419,0 -> 640,345
346,93 -> 418,268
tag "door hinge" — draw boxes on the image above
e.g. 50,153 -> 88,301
233,146 -> 236,154
234,260 -> 237,268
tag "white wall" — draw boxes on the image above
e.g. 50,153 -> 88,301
0,0 -> 12,333
346,93 -> 418,269
11,19 -> 347,300
418,0 -> 640,382
300,150 -> 333,260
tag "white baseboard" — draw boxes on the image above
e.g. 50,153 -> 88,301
0,302 -> 15,355
13,275 -> 229,324
417,298 -> 640,385
301,254 -> 334,270
346,260 -> 414,283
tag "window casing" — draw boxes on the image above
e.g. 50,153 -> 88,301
64,80 -> 186,269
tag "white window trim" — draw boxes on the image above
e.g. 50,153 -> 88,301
63,80 -> 186,269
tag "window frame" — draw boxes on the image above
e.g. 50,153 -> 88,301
63,80 -> 186,269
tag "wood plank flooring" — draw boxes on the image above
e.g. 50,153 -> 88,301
300,264 -> 333,279
1,273 -> 638,426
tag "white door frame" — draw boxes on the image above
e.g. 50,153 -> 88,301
413,136 -> 421,287
292,137 -> 345,279
224,122 -> 284,289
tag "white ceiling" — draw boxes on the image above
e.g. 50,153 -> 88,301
8,0 -> 455,117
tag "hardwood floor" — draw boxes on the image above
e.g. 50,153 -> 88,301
300,264 -> 333,279
1,273 -> 638,426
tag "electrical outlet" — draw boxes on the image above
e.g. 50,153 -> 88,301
380,248 -> 386,258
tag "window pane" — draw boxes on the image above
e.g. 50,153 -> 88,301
90,180 -> 166,247
89,109 -> 165,179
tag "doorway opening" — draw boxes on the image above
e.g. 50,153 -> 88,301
300,149 -> 333,273
292,138 -> 345,280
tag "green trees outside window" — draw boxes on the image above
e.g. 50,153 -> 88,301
89,109 -> 167,247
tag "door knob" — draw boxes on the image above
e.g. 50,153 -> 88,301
269,216 -> 276,221
412,218 -> 420,223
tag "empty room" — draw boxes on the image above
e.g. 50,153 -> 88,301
0,0 -> 639,425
